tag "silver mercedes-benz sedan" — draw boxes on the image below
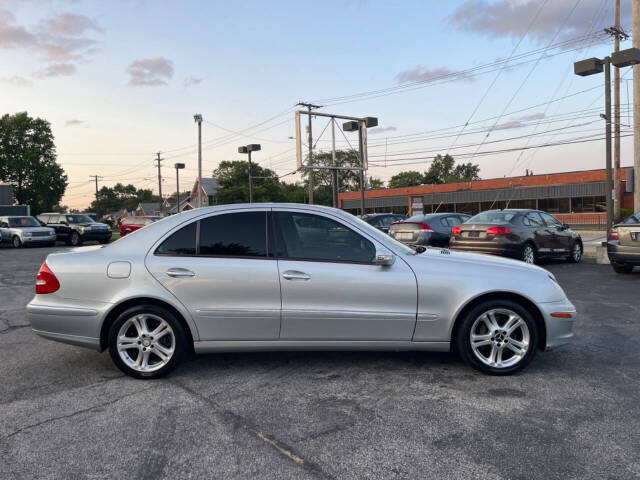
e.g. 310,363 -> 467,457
27,204 -> 576,379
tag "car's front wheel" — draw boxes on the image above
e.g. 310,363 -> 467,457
456,300 -> 538,375
108,305 -> 188,379
69,231 -> 82,246
567,241 -> 582,263
12,235 -> 22,248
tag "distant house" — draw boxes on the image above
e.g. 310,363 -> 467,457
165,196 -> 194,215
136,202 -> 162,216
191,178 -> 219,207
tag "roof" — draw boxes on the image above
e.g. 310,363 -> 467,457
138,202 -> 161,213
339,168 -> 629,201
194,178 -> 218,196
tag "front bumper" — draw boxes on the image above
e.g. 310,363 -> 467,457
22,234 -> 56,244
607,241 -> 640,265
538,301 -> 576,350
81,230 -> 112,241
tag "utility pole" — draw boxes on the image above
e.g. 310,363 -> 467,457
194,114 -> 203,208
89,175 -> 103,215
331,118 -> 338,208
155,152 -> 164,216
605,58 -> 614,233
297,102 -> 322,204
634,0 -> 640,211
606,0 -> 628,222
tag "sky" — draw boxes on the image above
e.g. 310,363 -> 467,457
0,0 -> 636,209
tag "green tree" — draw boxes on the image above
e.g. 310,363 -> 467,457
424,154 -> 480,184
88,183 -> 159,215
388,171 -> 424,188
0,112 -> 67,214
368,177 -> 384,189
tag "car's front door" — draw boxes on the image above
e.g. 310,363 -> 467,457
145,209 -> 281,341
540,212 -> 571,253
273,209 -> 417,341
523,212 -> 551,254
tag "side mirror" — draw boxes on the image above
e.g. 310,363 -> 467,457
562,223 -> 570,230
375,253 -> 396,266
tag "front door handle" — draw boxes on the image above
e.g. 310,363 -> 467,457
282,270 -> 310,281
166,268 -> 195,278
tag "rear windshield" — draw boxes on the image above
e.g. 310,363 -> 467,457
624,212 -> 640,224
468,211 -> 516,224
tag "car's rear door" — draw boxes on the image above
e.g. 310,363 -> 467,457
145,209 -> 282,341
523,212 -> 550,253
540,212 -> 571,253
273,208 -> 417,341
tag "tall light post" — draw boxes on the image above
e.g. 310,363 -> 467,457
238,144 -> 261,203
174,163 -> 185,213
193,114 -> 203,208
575,49 -> 640,232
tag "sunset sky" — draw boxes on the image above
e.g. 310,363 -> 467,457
1,0 -> 635,209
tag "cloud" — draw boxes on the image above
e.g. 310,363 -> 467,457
0,74 -> 33,86
127,56 -> 174,86
396,65 -> 474,84
183,76 -> 202,87
0,9 -> 102,77
448,0 -> 627,43
494,112 -> 546,130
369,126 -> 397,135
41,13 -> 103,36
35,63 -> 76,77
65,119 -> 84,126
516,112 -> 545,121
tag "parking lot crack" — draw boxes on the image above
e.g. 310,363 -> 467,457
1,386 -> 154,441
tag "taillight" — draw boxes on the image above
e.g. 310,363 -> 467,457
486,226 -> 510,235
608,228 -> 619,240
420,223 -> 433,232
451,226 -> 461,235
36,261 -> 60,294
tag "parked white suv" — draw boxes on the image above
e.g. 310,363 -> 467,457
0,216 -> 56,248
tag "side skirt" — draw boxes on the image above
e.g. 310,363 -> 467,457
193,340 -> 450,354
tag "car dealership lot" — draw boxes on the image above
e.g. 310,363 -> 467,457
1,247 -> 638,479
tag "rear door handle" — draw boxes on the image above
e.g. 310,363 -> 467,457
282,270 -> 310,281
166,268 -> 195,278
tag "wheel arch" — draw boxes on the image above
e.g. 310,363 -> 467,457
99,297 -> 195,353
450,291 -> 547,352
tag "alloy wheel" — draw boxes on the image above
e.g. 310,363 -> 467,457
116,313 -> 175,373
470,308 -> 530,369
572,243 -> 582,262
12,236 -> 21,248
70,232 -> 80,246
522,245 -> 535,264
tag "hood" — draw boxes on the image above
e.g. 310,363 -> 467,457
407,246 -> 548,275
14,226 -> 54,233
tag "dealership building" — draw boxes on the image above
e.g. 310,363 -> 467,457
339,167 -> 635,228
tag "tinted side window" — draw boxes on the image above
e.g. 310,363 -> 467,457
523,213 -> 544,227
155,222 -> 197,256
540,212 -> 561,227
199,212 -> 267,257
275,212 -> 376,263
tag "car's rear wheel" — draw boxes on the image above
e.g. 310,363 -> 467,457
70,231 -> 82,246
108,305 -> 187,379
11,235 -> 21,248
456,299 -> 538,375
520,243 -> 536,264
611,263 -> 634,274
567,241 -> 582,263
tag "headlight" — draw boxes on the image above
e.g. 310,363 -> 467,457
24,232 -> 32,237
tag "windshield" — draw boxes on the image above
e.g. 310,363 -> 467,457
8,217 -> 40,228
66,214 -> 94,224
624,212 -> 640,224
347,214 -> 416,255
468,211 -> 516,224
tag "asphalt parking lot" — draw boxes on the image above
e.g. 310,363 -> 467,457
1,246 -> 639,480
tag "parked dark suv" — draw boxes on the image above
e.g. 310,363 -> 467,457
449,209 -> 583,264
37,213 -> 112,246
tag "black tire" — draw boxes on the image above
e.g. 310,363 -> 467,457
612,263 -> 634,274
520,242 -> 536,264
567,241 -> 582,263
455,299 -> 539,375
108,304 -> 187,379
11,235 -> 21,248
70,231 -> 82,246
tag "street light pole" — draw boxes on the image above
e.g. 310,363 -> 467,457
174,163 -> 185,213
238,144 -> 261,203
248,149 -> 253,203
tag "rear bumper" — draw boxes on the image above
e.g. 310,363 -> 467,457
449,238 -> 521,258
607,241 -> 640,265
538,301 -> 576,350
27,299 -> 108,351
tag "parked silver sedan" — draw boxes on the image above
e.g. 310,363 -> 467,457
27,204 -> 576,378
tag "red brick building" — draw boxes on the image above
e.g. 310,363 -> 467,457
339,167 -> 635,227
